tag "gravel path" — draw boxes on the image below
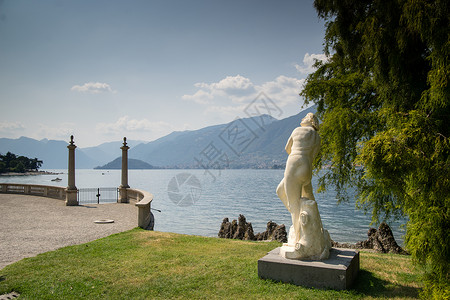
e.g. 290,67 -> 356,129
0,194 -> 138,270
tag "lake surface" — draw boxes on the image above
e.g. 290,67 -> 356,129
0,169 -> 406,244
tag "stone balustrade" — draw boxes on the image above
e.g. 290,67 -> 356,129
1,183 -> 154,229
128,188 -> 154,229
0,183 -> 66,200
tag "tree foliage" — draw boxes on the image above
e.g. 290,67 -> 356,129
0,152 -> 43,173
301,0 -> 449,297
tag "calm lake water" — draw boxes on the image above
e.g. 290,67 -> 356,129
1,169 -> 406,244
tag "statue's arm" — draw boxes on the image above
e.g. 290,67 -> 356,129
285,136 -> 293,155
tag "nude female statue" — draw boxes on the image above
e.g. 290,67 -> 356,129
276,113 -> 320,242
276,113 -> 331,260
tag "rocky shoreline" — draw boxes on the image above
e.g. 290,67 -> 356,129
218,215 -> 287,243
332,222 -> 408,254
218,215 -> 408,255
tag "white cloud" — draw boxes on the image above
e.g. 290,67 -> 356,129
181,89 -> 213,104
182,75 -> 256,104
71,82 -> 116,94
36,122 -> 76,139
259,76 -> 305,106
0,121 -> 25,132
96,116 -> 174,134
201,75 -> 254,94
182,74 -> 304,115
295,53 -> 328,75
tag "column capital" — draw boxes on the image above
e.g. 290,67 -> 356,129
67,135 -> 77,149
121,137 -> 130,150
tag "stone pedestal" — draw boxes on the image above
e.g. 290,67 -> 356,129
65,189 -> 78,206
119,187 -> 128,203
258,247 -> 359,290
118,137 -> 130,203
65,135 -> 78,206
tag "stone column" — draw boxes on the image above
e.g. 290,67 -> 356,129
118,137 -> 130,203
65,135 -> 78,206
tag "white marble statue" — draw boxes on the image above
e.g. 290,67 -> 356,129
276,112 -> 331,260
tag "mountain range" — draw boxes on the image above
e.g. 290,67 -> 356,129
0,137 -> 145,169
0,106 -> 316,169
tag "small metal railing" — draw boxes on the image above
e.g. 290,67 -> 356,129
77,187 -> 118,204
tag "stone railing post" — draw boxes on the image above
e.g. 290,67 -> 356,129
133,189 -> 154,229
65,135 -> 78,206
118,137 -> 130,203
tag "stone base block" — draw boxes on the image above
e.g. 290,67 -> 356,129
258,247 -> 359,290
65,189 -> 78,206
118,187 -> 129,203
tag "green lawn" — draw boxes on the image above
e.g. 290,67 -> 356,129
0,228 -> 421,299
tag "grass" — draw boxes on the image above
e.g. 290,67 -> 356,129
0,228 -> 421,299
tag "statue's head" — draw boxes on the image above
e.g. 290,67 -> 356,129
301,113 -> 319,131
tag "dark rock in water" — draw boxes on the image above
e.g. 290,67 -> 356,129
231,219 -> 238,237
255,231 -> 265,241
218,218 -> 232,239
255,221 -> 287,243
217,215 -> 243,240
218,215 -> 287,243
233,214 -> 245,239
272,224 -> 287,243
333,222 -> 407,255
244,222 -> 255,241
365,222 -> 407,254
331,241 -> 356,249
356,228 -> 378,250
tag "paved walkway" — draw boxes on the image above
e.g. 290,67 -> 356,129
0,194 -> 138,270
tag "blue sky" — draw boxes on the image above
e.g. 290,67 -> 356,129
0,0 -> 326,147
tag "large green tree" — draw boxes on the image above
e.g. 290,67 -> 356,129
302,0 -> 449,297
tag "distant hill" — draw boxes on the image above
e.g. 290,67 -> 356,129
231,106 -> 317,167
129,107 -> 317,168
0,137 -> 146,169
94,157 -> 157,169
82,139 -> 146,166
0,137 -> 96,169
130,114 -> 279,168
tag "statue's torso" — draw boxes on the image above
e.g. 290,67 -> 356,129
289,126 -> 319,157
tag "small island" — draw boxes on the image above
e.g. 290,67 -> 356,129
0,152 -> 44,175
94,157 -> 159,170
